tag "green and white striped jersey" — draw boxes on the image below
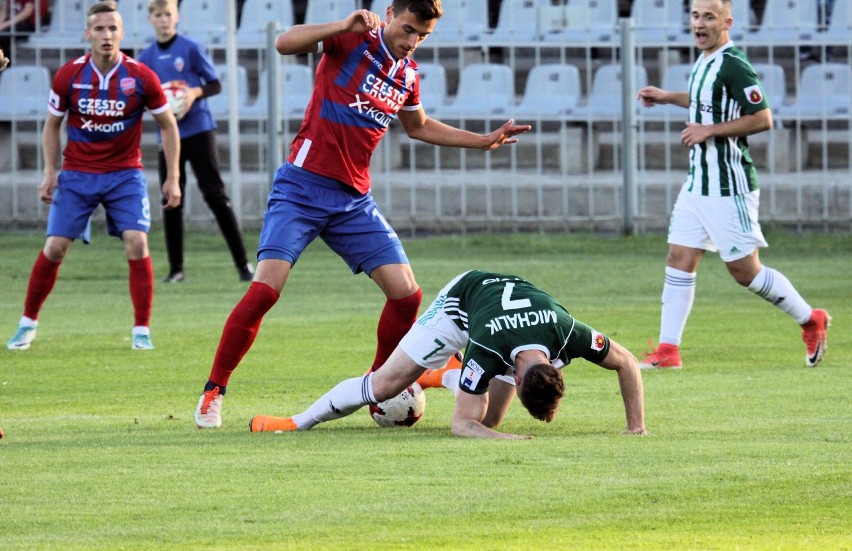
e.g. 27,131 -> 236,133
684,42 -> 769,197
441,270 -> 610,394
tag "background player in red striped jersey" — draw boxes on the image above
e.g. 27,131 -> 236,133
636,0 -> 830,370
194,0 -> 532,428
6,1 -> 181,351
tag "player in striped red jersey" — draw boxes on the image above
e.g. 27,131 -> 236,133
194,0 -> 532,428
6,1 -> 181,352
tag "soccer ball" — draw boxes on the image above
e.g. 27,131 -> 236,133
369,383 -> 426,427
162,81 -> 188,120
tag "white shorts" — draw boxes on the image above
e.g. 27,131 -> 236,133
668,186 -> 767,262
399,272 -> 470,370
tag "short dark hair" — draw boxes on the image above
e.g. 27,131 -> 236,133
517,363 -> 564,422
391,0 -> 443,21
88,1 -> 118,19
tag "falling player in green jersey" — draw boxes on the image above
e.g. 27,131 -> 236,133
250,270 -> 647,439
636,0 -> 829,370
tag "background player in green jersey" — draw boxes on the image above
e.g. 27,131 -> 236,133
249,270 -> 647,439
636,0 -> 830,370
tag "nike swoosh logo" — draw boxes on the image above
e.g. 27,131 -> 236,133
808,341 -> 823,365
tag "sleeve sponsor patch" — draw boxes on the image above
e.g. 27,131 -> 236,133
590,330 -> 606,352
460,359 -> 485,390
48,89 -> 60,110
743,84 -> 763,105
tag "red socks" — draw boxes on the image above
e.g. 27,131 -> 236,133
23,253 -> 153,329
371,288 -> 422,372
128,257 -> 154,327
209,282 -> 280,387
23,251 -> 61,320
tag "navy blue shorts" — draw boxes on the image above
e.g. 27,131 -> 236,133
257,163 -> 408,275
47,169 -> 151,243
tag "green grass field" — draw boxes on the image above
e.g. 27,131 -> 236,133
1,229 -> 849,550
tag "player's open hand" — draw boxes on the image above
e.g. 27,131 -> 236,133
481,119 -> 532,151
345,9 -> 381,34
0,48 -> 9,71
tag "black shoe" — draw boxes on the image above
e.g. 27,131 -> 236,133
237,263 -> 254,282
163,270 -> 186,283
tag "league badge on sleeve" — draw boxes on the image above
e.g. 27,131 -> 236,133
590,330 -> 605,352
744,84 -> 763,105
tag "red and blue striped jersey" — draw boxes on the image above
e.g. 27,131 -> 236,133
47,52 -> 169,173
287,25 -> 422,194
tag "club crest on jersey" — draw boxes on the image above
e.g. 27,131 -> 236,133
460,360 -> 484,390
590,330 -> 605,351
172,56 -> 186,73
744,84 -> 763,104
405,67 -> 416,89
120,77 -> 136,96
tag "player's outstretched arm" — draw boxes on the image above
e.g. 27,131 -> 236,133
637,86 -> 689,109
452,391 -> 532,439
597,340 -> 648,435
398,110 -> 531,150
275,9 -> 381,55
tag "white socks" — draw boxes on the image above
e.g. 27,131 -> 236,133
441,369 -> 461,396
747,266 -> 812,324
19,316 -> 37,328
292,373 -> 377,430
658,264 -> 813,348
659,266 -> 696,346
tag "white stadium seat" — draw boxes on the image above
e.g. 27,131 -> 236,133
236,0 -> 295,48
823,0 -> 851,43
304,0 -> 359,25
631,0 -> 691,46
484,0 -> 544,45
206,64 -> 251,119
426,0 -> 488,44
728,0 -> 755,42
120,0 -> 155,50
179,0 -> 228,45
434,63 -> 514,119
0,65 -> 52,121
415,62 -> 448,117
777,63 -> 851,120
748,0 -> 820,44
541,0 -> 619,45
751,63 -> 787,115
28,0 -> 95,48
568,63 -> 648,121
244,62 -> 314,121
514,63 -> 581,119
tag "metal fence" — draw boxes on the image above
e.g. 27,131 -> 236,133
1,4 -> 849,234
